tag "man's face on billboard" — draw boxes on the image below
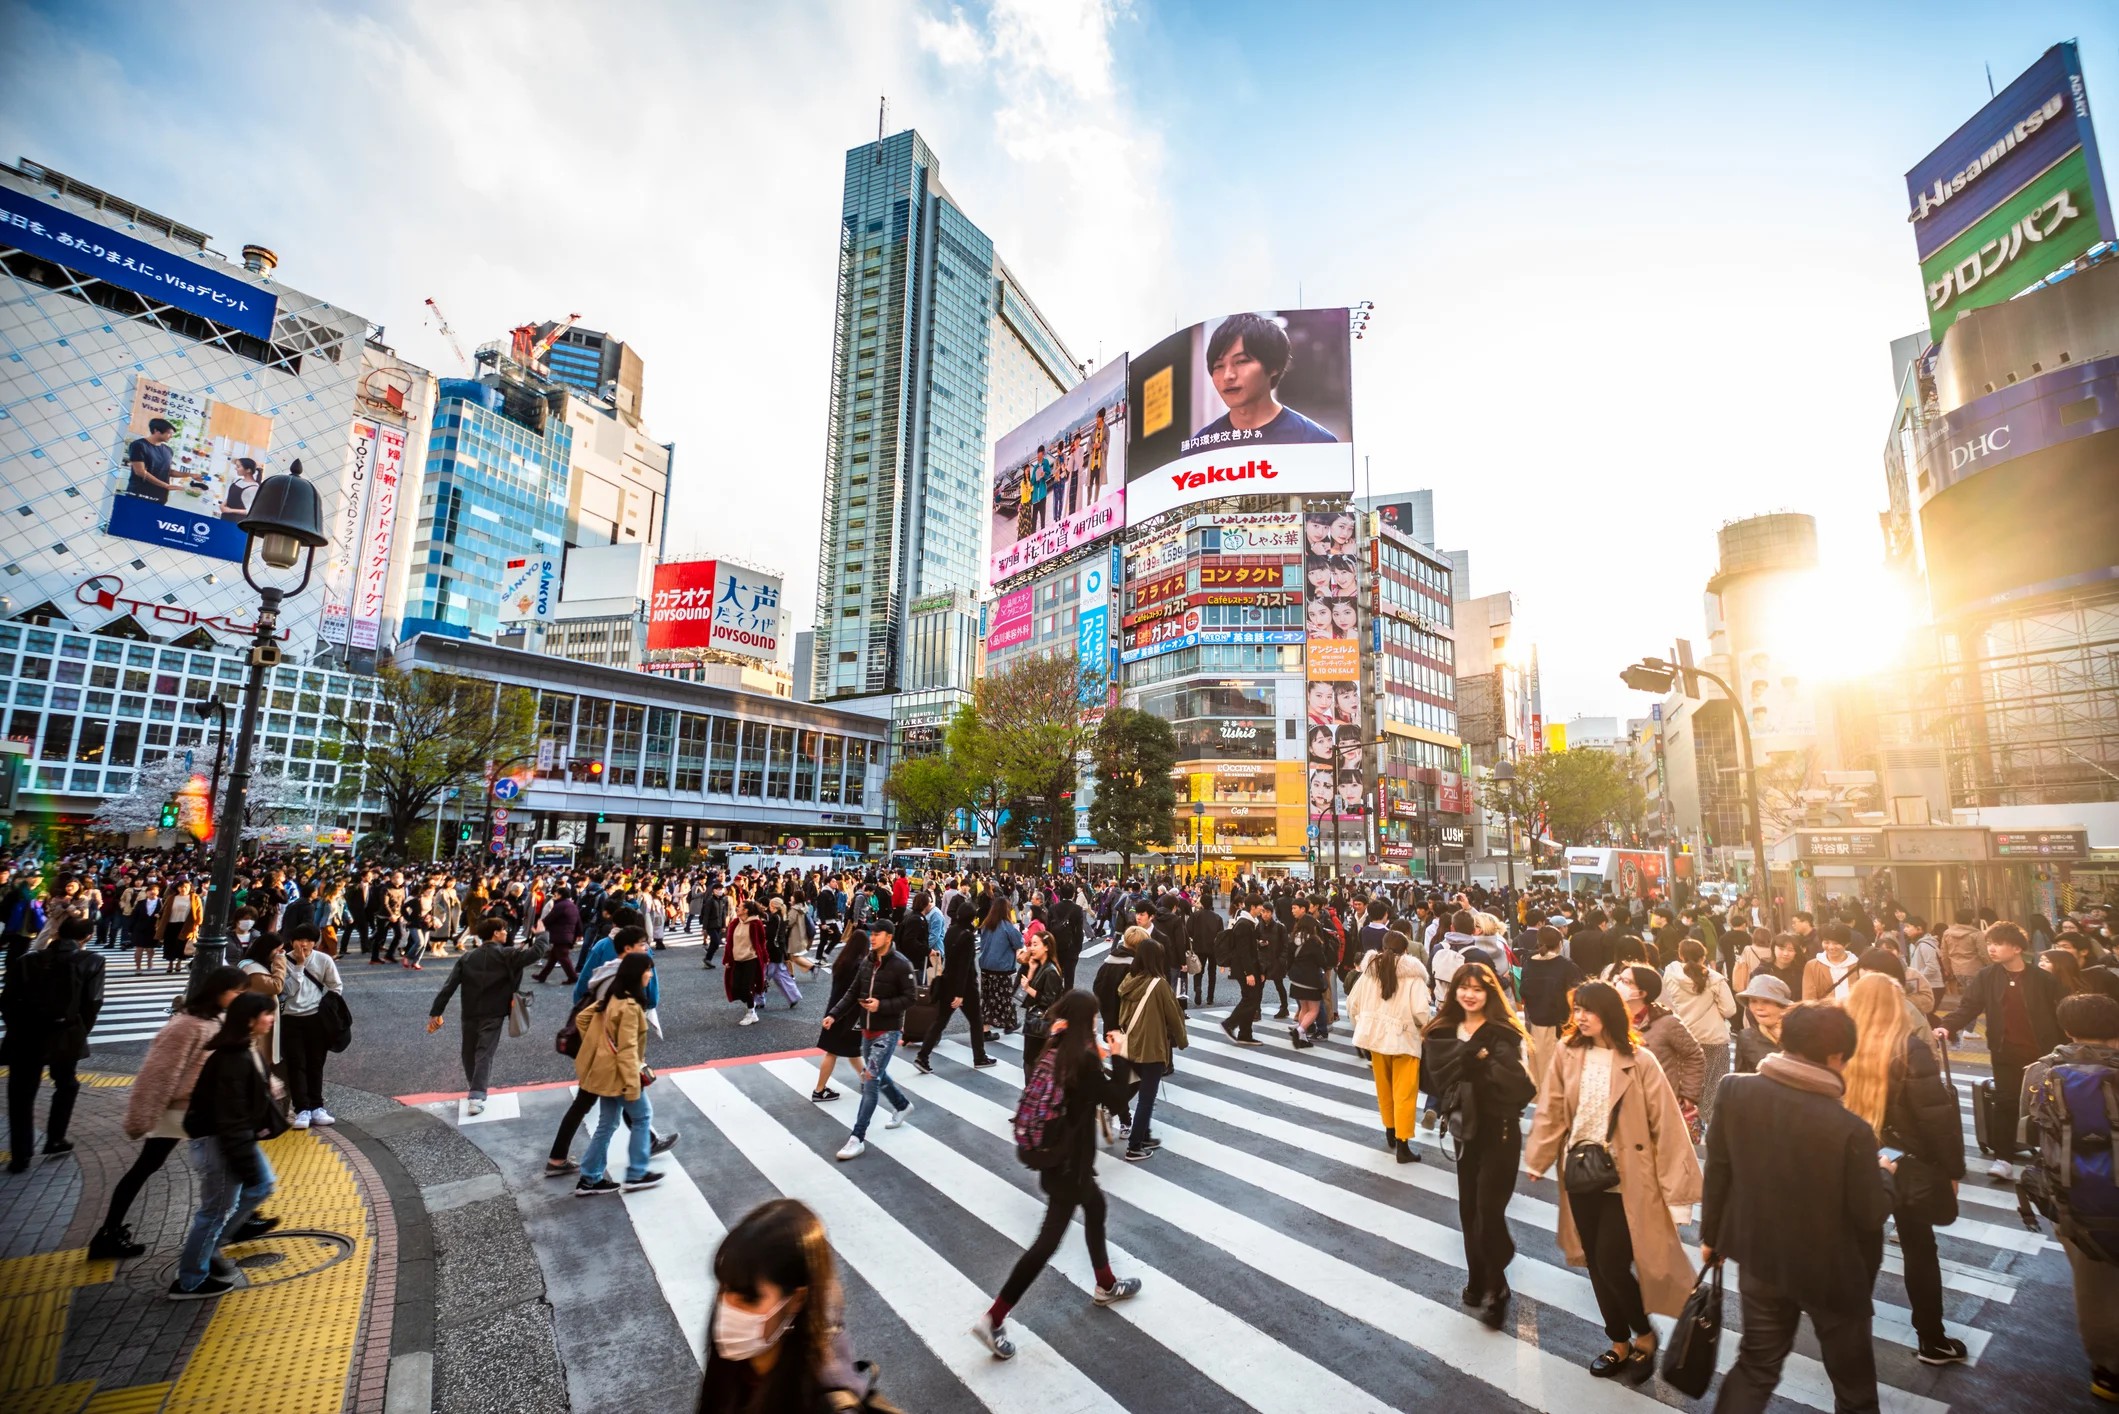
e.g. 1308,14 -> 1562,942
1211,337 -> 1273,414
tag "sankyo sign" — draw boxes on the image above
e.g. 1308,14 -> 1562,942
1920,146 -> 2102,340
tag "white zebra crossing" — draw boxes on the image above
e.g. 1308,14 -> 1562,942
453,1022 -> 2059,1413
0,963 -> 186,1048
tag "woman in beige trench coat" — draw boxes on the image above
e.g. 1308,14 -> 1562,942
1524,979 -> 1703,1382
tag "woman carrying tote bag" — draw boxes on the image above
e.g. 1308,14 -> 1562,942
1524,979 -> 1703,1383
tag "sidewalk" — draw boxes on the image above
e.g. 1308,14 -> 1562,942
0,1057 -> 571,1414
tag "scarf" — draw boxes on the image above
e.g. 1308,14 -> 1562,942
1757,1051 -> 1844,1098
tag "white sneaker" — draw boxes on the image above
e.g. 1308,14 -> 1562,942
886,1101 -> 913,1130
739,1010 -> 759,1027
291,1111 -> 312,1130
309,1108 -> 336,1127
467,1099 -> 486,1117
1988,1157 -> 2014,1181
836,1136 -> 866,1161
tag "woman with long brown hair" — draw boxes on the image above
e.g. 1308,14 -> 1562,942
1420,960 -> 1537,1328
695,1198 -> 876,1413
1347,929 -> 1431,1163
1524,979 -> 1700,1382
1841,973 -> 1966,1366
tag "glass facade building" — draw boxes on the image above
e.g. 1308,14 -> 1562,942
402,376 -> 572,642
812,131 -> 1076,701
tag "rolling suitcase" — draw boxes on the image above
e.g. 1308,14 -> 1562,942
1971,1077 -> 2001,1156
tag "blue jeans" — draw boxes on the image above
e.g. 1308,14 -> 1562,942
581,1092 -> 653,1183
179,1138 -> 275,1289
851,1031 -> 908,1140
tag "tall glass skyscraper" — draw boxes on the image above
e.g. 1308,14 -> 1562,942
811,130 -> 1077,701
401,370 -> 572,641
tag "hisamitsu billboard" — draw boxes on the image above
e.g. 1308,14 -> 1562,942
1905,42 -> 2116,339
0,188 -> 278,340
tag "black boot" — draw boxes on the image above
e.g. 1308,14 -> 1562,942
89,1225 -> 146,1259
1394,1138 -> 1420,1164
1383,1128 -> 1396,1151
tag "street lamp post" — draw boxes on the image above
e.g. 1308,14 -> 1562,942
1490,760 -> 1518,892
1622,656 -> 1772,927
193,694 -> 230,821
189,464 -> 327,991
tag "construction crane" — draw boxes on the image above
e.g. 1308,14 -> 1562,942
528,312 -> 582,373
423,297 -> 471,374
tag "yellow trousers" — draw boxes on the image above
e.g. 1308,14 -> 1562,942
1371,1051 -> 1421,1137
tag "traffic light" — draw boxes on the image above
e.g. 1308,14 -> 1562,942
159,800 -> 179,829
595,812 -> 607,824
587,760 -> 604,779
459,824 -> 474,843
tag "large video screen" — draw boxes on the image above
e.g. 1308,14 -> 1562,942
1125,308 -> 1353,525
989,358 -> 1127,587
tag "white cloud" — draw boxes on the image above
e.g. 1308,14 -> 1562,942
917,7 -> 987,68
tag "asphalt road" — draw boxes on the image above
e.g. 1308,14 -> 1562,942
325,930 -> 847,1100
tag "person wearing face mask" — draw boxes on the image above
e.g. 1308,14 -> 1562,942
696,1198 -> 880,1413
278,926 -> 342,1131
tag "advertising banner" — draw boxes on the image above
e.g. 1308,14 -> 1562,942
990,359 -> 1127,586
1206,513 -> 1302,554
108,377 -> 275,564
1077,550 -> 1115,710
498,555 -> 560,624
320,419 -> 379,645
348,423 -> 405,651
645,560 -> 785,659
1128,568 -> 1189,614
1301,509 -> 1366,829
1125,309 -> 1354,525
986,585 -> 1035,653
646,559 -> 719,652
1119,619 -> 1302,664
0,189 -> 278,339
1905,42 -> 2115,339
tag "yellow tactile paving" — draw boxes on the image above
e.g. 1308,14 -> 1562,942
0,1251 -> 116,1394
161,1129 -> 370,1414
82,1384 -> 173,1414
0,1068 -> 132,1088
10,1379 -> 95,1414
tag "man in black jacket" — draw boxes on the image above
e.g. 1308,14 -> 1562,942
2,916 -> 105,1171
1047,881 -> 1086,989
825,919 -> 915,1159
1936,921 -> 2063,1179
1187,900 -> 1225,1006
1569,909 -> 1614,978
426,918 -> 547,1115
1219,902 -> 1269,1046
700,882 -> 729,968
1702,1003 -> 1889,1413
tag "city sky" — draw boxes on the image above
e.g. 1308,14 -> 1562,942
4,0 -> 2113,719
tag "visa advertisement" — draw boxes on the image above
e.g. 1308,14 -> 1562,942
646,559 -> 784,660
0,188 -> 278,340
1906,42 -> 2115,340
108,376 -> 275,564
1125,308 -> 1354,525
989,358 -> 1127,586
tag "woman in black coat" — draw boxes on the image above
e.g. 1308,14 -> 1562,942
807,933 -> 869,1101
971,989 -> 1138,1361
913,898 -> 993,1072
1286,918 -> 1331,1049
1844,974 -> 1967,1365
1422,960 -> 1539,1329
174,993 -> 284,1299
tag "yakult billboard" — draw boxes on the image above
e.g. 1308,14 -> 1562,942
646,559 -> 784,660
1125,309 -> 1354,525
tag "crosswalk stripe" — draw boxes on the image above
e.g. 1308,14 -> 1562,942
620,1143 -> 726,1365
1140,1041 -> 2037,1284
755,1059 -> 1401,1414
908,1046 -> 1682,1413
672,1067 -> 1128,1414
956,1040 -> 1986,1386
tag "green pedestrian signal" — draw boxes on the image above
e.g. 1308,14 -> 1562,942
459,824 -> 474,843
159,800 -> 179,829
596,812 -> 606,824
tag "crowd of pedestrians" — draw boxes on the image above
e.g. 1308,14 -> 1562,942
4,843 -> 2117,1405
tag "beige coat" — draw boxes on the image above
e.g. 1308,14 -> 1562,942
1524,1041 -> 1703,1318
574,997 -> 647,1100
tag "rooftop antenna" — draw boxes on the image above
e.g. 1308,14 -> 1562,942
1986,63 -> 1995,97
876,95 -> 888,162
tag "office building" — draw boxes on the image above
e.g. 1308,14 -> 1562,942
537,322 -> 646,425
810,129 -> 1078,702
1367,513 -> 1467,879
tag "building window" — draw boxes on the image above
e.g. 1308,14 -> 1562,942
738,721 -> 768,797
709,716 -> 738,794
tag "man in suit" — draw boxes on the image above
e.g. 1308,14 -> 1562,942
1219,900 -> 1270,1047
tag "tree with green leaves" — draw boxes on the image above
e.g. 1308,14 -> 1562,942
886,753 -> 966,847
1086,707 -> 1179,877
1521,747 -> 1642,848
336,665 -> 538,854
964,654 -> 1103,872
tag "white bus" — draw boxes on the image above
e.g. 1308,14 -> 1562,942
530,840 -> 577,868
